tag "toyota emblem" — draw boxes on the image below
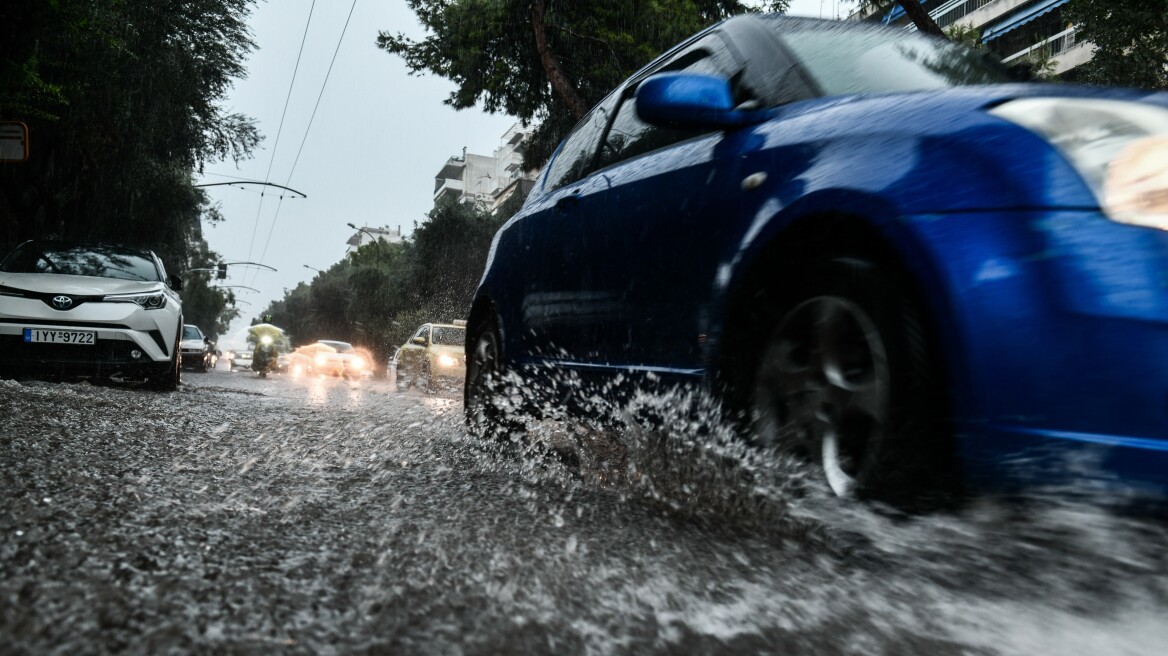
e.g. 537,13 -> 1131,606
51,295 -> 73,310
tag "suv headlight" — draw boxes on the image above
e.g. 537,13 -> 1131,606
103,291 -> 168,310
990,98 -> 1168,231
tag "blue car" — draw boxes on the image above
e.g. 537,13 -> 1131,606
465,15 -> 1168,505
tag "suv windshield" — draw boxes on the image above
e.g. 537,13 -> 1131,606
183,325 -> 203,341
0,241 -> 161,282
432,327 -> 465,346
771,22 -> 1013,96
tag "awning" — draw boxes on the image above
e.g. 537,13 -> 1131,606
882,0 -> 934,25
981,0 -> 1071,42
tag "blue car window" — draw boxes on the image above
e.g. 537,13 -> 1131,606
598,52 -> 725,168
597,35 -> 744,170
543,94 -> 620,191
599,92 -> 708,169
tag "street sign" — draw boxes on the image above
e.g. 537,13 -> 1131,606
0,121 -> 29,162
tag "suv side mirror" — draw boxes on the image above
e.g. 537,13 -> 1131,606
168,274 -> 184,291
412,336 -> 426,346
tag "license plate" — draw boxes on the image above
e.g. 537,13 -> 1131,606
23,328 -> 96,345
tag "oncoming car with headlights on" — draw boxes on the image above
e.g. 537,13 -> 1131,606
464,15 -> 1168,507
0,240 -> 183,391
395,321 -> 466,391
290,340 -> 372,378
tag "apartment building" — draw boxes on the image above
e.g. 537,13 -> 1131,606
433,123 -> 540,214
878,0 -> 1093,76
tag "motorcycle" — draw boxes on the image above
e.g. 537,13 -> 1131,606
253,335 -> 278,378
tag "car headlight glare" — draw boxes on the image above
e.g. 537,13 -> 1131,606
437,353 -> 458,368
315,354 -> 328,367
351,357 -> 366,369
990,98 -> 1168,231
103,291 -> 167,309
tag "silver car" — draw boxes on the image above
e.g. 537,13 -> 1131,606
0,240 -> 184,390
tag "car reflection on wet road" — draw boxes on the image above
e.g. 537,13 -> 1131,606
1,368 -> 1165,654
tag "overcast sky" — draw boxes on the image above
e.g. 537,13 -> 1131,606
200,0 -> 839,348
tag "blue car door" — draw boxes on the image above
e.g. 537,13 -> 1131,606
551,31 -> 766,372
509,95 -> 619,364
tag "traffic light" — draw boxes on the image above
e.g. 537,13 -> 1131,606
217,262 -> 227,280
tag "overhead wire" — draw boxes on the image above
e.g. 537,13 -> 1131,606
252,0 -> 360,284
243,0 -> 320,265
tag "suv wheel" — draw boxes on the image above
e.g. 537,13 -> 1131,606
147,334 -> 181,392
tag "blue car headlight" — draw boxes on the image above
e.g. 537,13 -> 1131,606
103,291 -> 168,310
990,98 -> 1168,231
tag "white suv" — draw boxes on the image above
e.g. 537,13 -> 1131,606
0,240 -> 184,390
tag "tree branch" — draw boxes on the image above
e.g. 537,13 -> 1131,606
531,0 -> 589,120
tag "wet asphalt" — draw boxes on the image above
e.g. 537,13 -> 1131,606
1,364 -> 1166,655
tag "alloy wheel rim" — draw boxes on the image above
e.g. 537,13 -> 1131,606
754,295 -> 890,498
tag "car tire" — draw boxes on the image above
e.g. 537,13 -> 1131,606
147,333 -> 181,392
395,363 -> 412,390
465,309 -> 519,440
751,256 -> 958,508
420,363 -> 436,393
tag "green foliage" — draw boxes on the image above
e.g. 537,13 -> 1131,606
1065,0 -> 1168,89
0,0 -> 259,334
409,196 -> 509,321
1021,47 -> 1059,81
944,23 -> 982,50
378,0 -> 788,168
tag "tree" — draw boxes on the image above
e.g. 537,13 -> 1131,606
409,196 -> 511,322
378,1 -> 788,168
944,22 -> 982,50
0,0 -> 259,335
1065,0 -> 1168,90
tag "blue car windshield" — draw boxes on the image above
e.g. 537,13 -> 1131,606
774,24 -> 1014,96
0,241 -> 161,282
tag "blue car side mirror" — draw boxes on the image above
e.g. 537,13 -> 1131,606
636,73 -> 768,129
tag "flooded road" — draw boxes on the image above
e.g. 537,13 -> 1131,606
1,367 -> 1165,654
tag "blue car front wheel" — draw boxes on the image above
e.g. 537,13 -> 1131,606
752,257 -> 958,507
465,310 -> 526,443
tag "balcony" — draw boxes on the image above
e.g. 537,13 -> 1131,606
1001,26 -> 1093,74
434,178 -> 464,203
